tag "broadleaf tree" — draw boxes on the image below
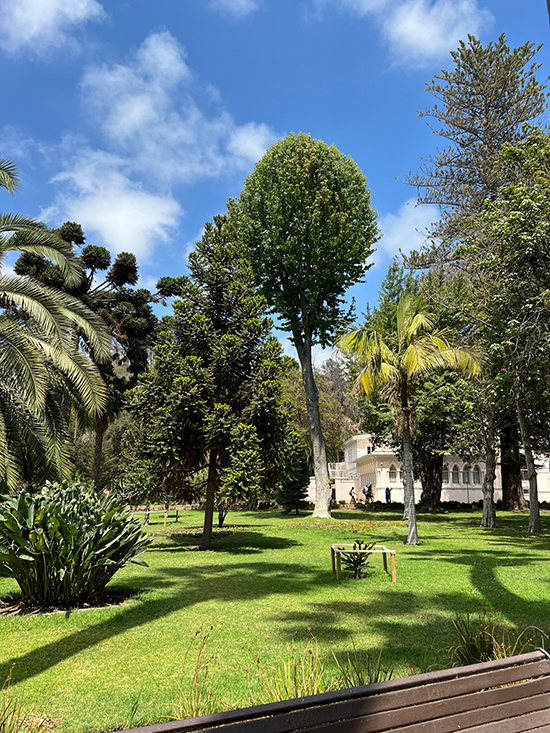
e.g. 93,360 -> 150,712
236,132 -> 378,518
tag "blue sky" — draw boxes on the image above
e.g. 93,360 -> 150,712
0,0 -> 548,356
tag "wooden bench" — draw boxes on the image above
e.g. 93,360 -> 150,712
119,649 -> 550,733
330,543 -> 397,583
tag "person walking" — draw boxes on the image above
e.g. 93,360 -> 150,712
349,487 -> 357,504
385,487 -> 391,504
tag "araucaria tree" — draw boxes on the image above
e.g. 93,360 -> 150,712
127,213 -> 289,549
406,35 -> 548,522
337,294 -> 481,545
236,132 -> 378,518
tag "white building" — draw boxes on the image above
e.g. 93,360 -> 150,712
306,434 -> 550,504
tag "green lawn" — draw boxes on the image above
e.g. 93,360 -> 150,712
1,507 -> 549,733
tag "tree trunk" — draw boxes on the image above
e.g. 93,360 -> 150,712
417,450 -> 443,511
417,449 -> 434,510
294,331 -> 331,518
402,422 -> 419,545
500,420 -> 527,510
92,413 -> 109,490
164,502 -> 169,527
143,501 -> 150,526
200,449 -> 217,550
515,388 -> 540,533
481,407 -> 498,528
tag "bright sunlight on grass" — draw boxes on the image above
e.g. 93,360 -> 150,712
1,507 -> 549,733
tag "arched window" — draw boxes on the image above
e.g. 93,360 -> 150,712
472,465 -> 481,484
442,465 -> 449,484
389,465 -> 397,483
452,465 -> 460,485
462,465 -> 470,485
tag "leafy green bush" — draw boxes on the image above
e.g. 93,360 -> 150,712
0,480 -> 151,608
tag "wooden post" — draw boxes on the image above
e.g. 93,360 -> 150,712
331,546 -> 335,573
336,552 -> 342,580
382,551 -> 388,573
391,552 -> 396,583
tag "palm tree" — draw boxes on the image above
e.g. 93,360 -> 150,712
0,158 -> 110,488
336,293 -> 481,545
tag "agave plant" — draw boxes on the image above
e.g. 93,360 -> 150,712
0,480 -> 151,608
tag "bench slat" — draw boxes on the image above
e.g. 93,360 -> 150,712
463,708 -> 550,733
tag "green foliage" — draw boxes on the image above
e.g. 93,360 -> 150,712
127,213 -> 291,543
236,132 -> 379,517
276,437 -> 310,515
14,220 -> 158,487
0,480 -> 150,608
237,132 -> 378,347
1,165 -> 110,489
449,608 -> 546,667
406,34 -> 548,267
338,541 -> 376,579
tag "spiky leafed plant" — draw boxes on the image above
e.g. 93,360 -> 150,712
0,158 -> 110,487
336,293 -> 481,545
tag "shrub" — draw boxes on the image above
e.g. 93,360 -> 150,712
0,480 -> 151,608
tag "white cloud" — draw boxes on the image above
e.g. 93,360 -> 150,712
310,0 -> 492,66
52,150 -> 182,261
0,0 -> 104,56
49,31 -> 277,261
377,198 -> 439,263
383,0 -> 493,65
209,0 -> 260,18
80,31 -> 277,184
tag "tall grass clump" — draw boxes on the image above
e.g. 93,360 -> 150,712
251,640 -> 333,703
0,480 -> 150,608
0,666 -> 43,733
449,608 -> 547,666
173,627 -> 227,720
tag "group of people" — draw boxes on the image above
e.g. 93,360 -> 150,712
348,485 -> 392,504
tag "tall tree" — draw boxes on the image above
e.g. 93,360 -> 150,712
236,132 -> 378,518
467,126 -> 550,532
337,293 -> 481,545
0,161 -> 109,487
406,35 -> 548,520
14,222 -> 158,488
127,213 -> 290,549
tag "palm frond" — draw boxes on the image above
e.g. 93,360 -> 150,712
0,317 -> 48,410
0,213 -> 83,285
0,159 -> 19,194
